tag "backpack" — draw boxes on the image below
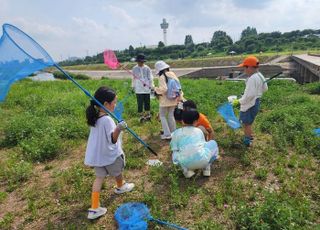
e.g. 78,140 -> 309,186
164,73 -> 181,99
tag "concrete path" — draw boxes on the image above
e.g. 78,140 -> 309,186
293,54 -> 320,66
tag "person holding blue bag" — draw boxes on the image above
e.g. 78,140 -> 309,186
232,56 -> 268,147
154,60 -> 184,140
170,108 -> 219,178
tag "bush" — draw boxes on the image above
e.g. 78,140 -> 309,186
1,114 -> 44,147
303,82 -> 320,95
52,71 -> 90,80
19,131 -> 62,162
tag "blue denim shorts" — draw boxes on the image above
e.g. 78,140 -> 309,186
239,98 -> 260,125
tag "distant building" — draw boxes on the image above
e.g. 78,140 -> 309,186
67,56 -> 81,61
145,45 -> 158,49
160,18 -> 169,46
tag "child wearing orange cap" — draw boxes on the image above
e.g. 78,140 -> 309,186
232,56 -> 268,147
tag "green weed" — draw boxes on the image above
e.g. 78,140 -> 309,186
255,168 -> 268,181
233,193 -> 315,229
0,213 -> 14,230
0,157 -> 33,192
0,191 -> 7,203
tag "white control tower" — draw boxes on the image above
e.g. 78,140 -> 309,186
160,18 -> 169,46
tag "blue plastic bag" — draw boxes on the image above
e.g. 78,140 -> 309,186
217,102 -> 241,129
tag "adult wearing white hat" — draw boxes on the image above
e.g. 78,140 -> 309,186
154,61 -> 184,140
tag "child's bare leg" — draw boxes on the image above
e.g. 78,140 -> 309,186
115,173 -> 124,188
243,124 -> 254,146
92,177 -> 104,192
244,124 -> 253,138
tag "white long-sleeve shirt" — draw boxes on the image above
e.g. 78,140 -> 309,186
131,65 -> 154,94
239,72 -> 268,112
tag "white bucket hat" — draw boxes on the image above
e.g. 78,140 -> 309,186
154,61 -> 170,75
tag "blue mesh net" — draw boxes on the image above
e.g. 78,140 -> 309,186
0,23 -> 54,101
114,202 -> 150,230
114,101 -> 124,120
217,103 -> 241,129
314,128 -> 320,137
115,202 -> 188,230
114,90 -> 133,120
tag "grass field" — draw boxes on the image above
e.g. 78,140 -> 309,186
0,77 -> 319,229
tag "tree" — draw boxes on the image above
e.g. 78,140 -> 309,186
184,35 -> 194,46
210,30 -> 233,52
128,45 -> 135,56
158,41 -> 165,48
240,26 -> 257,40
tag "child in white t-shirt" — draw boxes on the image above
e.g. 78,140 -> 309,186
132,54 -> 154,122
84,86 -> 134,220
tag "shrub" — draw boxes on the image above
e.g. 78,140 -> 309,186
52,71 -> 90,80
1,114 -> 44,147
303,82 -> 320,95
19,131 -> 62,162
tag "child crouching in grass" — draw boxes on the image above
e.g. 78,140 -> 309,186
175,100 -> 214,141
170,108 -> 219,178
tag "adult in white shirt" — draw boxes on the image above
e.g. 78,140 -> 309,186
233,56 -> 268,147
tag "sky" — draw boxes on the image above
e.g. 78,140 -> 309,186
1,0 -> 320,61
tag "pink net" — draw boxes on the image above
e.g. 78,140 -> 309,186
103,49 -> 150,88
103,49 -> 120,69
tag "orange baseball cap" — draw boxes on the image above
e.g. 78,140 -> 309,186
238,56 -> 259,67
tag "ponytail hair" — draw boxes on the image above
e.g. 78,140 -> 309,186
86,86 -> 116,126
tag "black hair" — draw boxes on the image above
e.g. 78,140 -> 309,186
86,86 -> 116,126
136,53 -> 146,62
183,100 -> 197,110
158,68 -> 170,81
174,107 -> 183,122
182,109 -> 199,125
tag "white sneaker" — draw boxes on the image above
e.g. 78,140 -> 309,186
161,134 -> 172,140
203,165 -> 211,177
114,182 -> 135,194
87,207 -> 107,220
182,168 -> 195,178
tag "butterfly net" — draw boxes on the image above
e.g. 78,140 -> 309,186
0,23 -> 54,101
114,202 -> 150,230
103,49 -> 120,70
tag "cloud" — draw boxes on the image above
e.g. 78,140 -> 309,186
1,0 -> 320,60
231,0 -> 272,9
103,5 -> 137,28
